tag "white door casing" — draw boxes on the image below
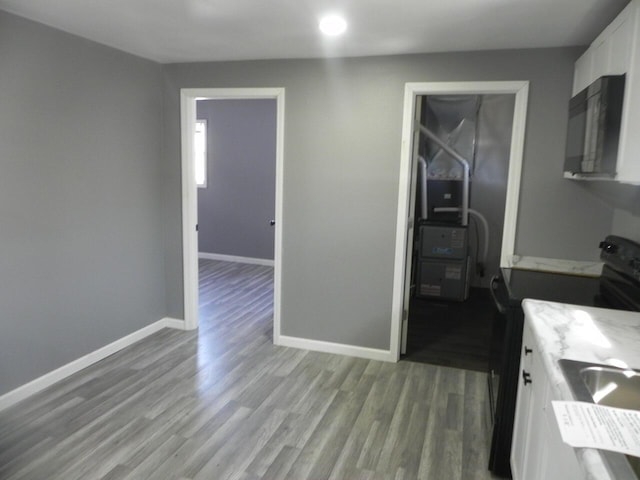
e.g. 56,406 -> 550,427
390,81 -> 529,360
180,88 -> 285,337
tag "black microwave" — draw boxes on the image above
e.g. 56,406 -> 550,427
564,75 -> 625,177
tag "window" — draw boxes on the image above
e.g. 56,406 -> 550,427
195,119 -> 207,187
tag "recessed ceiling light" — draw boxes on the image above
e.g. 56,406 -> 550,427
319,15 -> 347,36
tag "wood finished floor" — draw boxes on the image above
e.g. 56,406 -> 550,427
0,260 -> 499,480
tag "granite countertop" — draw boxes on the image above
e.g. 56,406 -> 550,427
522,299 -> 640,480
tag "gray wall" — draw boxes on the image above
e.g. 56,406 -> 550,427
585,182 -> 640,243
162,48 -> 621,350
3,10 -> 635,396
196,99 -> 276,260
0,11 -> 165,395
1,9 -> 635,387
612,205 -> 640,243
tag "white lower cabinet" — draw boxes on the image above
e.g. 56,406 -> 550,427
510,322 -> 583,480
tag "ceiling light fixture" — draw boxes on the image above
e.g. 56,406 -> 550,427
319,14 -> 347,36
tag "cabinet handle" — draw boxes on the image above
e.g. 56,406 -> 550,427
524,346 -> 533,355
522,370 -> 532,386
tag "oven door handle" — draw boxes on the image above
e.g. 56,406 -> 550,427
490,275 -> 507,315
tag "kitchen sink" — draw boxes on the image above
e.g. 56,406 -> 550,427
559,359 -> 640,480
580,365 -> 640,410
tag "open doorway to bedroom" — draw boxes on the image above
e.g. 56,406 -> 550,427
195,98 -> 277,352
180,88 -> 285,342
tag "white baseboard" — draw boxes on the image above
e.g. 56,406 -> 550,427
163,317 -> 188,330
198,252 -> 274,267
275,335 -> 394,362
0,317 -> 186,412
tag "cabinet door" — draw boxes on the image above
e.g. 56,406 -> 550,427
607,18 -> 633,75
510,324 -> 536,480
588,18 -> 631,82
573,3 -> 633,95
592,39 -> 609,80
617,2 -> 640,182
510,366 -> 530,479
540,398 -> 583,479
512,319 -> 585,480
525,339 -> 551,480
573,51 -> 594,95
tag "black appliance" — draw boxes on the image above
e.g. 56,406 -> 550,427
564,75 -> 625,178
487,235 -> 640,478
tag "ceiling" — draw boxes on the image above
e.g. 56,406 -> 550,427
0,0 -> 631,63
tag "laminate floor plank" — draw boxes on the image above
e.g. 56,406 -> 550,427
55,416 -> 154,480
356,371 -> 408,471
461,374 -> 493,480
259,445 -> 301,480
123,434 -> 189,480
278,386 -> 339,450
244,414 -> 302,477
0,395 -> 83,463
100,464 -> 134,480
191,406 -> 288,480
0,259 -> 499,480
164,404 -> 254,479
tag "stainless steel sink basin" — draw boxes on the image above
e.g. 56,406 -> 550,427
580,365 -> 640,410
559,359 -> 640,480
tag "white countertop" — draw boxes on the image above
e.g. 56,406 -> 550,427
522,299 -> 640,480
509,256 -> 603,277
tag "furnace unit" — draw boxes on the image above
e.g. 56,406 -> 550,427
412,96 -> 490,302
416,225 -> 471,301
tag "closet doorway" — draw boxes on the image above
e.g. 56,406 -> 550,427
390,81 -> 529,361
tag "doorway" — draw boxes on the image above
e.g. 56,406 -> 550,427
195,98 -> 277,265
390,81 -> 529,361
180,88 -> 285,340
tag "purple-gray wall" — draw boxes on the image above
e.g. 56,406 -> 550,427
196,99 -> 276,260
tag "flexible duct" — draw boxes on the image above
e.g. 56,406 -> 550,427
417,124 -> 470,225
417,156 -> 428,220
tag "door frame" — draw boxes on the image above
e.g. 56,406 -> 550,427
180,88 -> 285,337
389,81 -> 529,360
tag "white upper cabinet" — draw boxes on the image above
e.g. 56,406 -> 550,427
618,3 -> 640,183
572,50 -> 593,94
572,0 -> 640,184
572,3 -> 635,96
607,16 -> 633,75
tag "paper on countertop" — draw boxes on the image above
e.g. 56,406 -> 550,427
552,401 -> 640,458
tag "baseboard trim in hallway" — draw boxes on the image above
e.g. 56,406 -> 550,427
198,252 -> 275,267
276,334 -> 394,362
0,316 -> 185,412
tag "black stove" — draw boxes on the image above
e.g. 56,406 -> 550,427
487,235 -> 640,478
499,268 -> 602,308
